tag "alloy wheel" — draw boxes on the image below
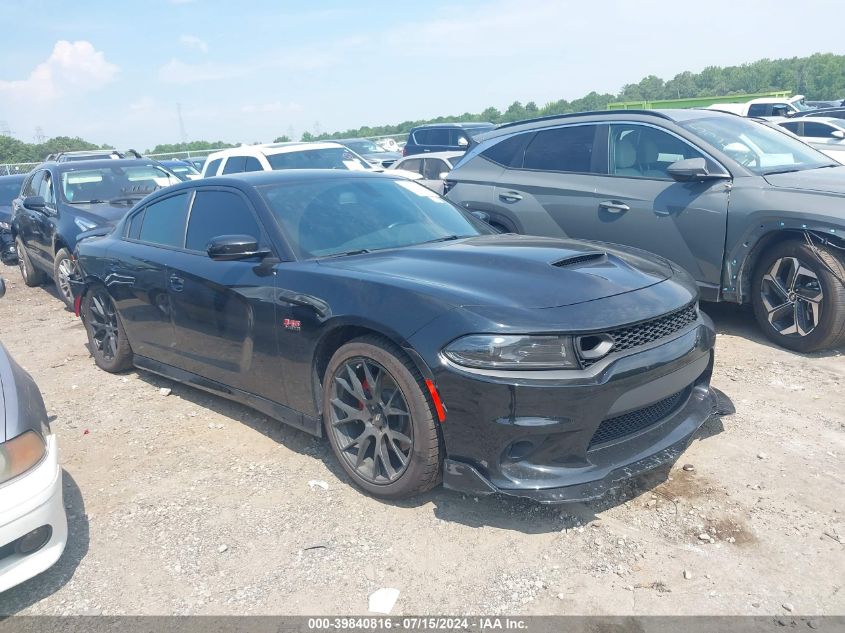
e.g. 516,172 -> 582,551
16,243 -> 27,281
328,358 -> 414,485
88,292 -> 120,361
56,257 -> 75,303
760,256 -> 823,337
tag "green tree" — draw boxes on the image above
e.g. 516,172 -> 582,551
273,135 -> 292,143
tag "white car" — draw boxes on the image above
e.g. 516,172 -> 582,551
201,142 -> 374,177
707,94 -> 816,118
388,151 -> 465,195
775,117 -> 845,164
0,278 -> 67,593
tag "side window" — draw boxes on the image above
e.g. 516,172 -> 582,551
185,190 -> 263,252
523,125 -> 599,173
411,130 -> 429,145
222,156 -> 246,174
399,158 -> 423,175
243,156 -> 263,172
481,134 -> 529,167
38,171 -> 56,206
126,209 -> 145,240
747,104 -> 769,117
423,159 -> 447,180
426,128 -> 450,146
137,192 -> 190,248
23,171 -> 43,198
803,122 -> 836,138
780,122 -> 801,134
205,158 -> 223,176
609,124 -> 706,179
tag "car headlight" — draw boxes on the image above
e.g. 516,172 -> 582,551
0,221 -> 10,231
74,217 -> 98,231
0,431 -> 47,485
443,334 -> 579,370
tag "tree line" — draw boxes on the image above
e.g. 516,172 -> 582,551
2,52 -> 844,164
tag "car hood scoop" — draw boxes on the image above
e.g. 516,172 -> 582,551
320,235 -> 672,309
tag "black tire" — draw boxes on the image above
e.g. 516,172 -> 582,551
751,238 -> 845,352
53,248 -> 76,308
323,336 -> 443,500
82,285 -> 133,372
15,237 -> 46,287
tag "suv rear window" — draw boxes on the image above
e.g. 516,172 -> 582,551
413,128 -> 450,146
522,125 -> 599,173
481,134 -> 528,167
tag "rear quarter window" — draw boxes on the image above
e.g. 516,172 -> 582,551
480,134 -> 529,167
205,158 -> 223,176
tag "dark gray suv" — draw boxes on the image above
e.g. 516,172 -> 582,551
446,109 -> 845,352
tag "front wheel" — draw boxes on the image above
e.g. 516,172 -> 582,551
53,248 -> 76,308
323,337 -> 443,500
751,239 -> 845,352
82,286 -> 133,372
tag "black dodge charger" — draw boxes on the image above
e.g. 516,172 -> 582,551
71,171 -> 716,502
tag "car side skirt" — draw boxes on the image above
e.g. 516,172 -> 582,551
133,355 -> 322,437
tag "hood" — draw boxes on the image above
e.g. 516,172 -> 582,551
319,235 -> 672,309
364,152 -> 401,162
69,201 -> 136,225
763,166 -> 845,195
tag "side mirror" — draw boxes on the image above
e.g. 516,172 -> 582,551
832,130 -> 845,140
457,137 -> 469,147
438,172 -> 450,180
22,196 -> 46,211
0,278 -> 5,299
207,234 -> 269,261
667,158 -> 717,182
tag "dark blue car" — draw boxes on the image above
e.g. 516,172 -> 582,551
0,174 -> 26,265
11,159 -> 181,307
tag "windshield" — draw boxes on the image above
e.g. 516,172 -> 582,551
680,116 -> 834,175
266,147 -> 372,171
344,140 -> 386,154
166,163 -> 200,179
60,164 -> 181,203
793,99 -> 814,112
0,179 -> 23,205
260,177 -> 490,258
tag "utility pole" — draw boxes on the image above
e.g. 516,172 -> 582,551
177,103 -> 188,145
0,121 -> 11,137
34,126 -> 46,144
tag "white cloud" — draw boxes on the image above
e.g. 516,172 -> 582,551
0,40 -> 119,102
180,34 -> 208,54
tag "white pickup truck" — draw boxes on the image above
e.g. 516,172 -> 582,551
707,95 -> 816,118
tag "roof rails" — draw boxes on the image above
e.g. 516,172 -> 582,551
46,148 -> 144,162
494,109 -> 674,131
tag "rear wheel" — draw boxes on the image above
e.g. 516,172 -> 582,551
53,248 -> 75,308
323,337 -> 443,500
16,237 -> 46,287
82,286 -> 133,372
751,239 -> 845,352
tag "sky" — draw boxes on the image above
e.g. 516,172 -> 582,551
1,0 -> 844,149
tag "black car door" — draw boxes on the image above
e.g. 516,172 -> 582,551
166,187 -> 283,403
109,191 -> 191,367
29,169 -> 59,268
14,171 -> 46,267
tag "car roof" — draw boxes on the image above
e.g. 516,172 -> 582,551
411,121 -> 494,130
187,169 -> 406,189
207,142 -> 345,161
397,150 -> 464,160
48,158 -> 165,171
0,173 -> 26,182
798,117 -> 845,127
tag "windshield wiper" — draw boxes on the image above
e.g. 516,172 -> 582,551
69,199 -> 106,204
109,196 -> 144,205
418,235 -> 465,245
762,168 -> 801,176
322,248 -> 371,258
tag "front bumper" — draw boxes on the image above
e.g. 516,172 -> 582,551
435,317 -> 717,503
0,434 -> 68,593
0,231 -> 15,265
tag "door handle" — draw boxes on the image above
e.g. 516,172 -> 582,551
498,191 -> 523,203
168,274 -> 184,292
599,200 -> 630,214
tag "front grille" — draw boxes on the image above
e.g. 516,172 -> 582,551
580,303 -> 698,367
588,388 -> 690,449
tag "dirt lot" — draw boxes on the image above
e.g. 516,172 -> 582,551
0,263 -> 843,616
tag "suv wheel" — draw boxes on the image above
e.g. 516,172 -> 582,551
751,239 -> 845,352
53,248 -> 76,308
16,237 -> 46,287
323,336 -> 443,500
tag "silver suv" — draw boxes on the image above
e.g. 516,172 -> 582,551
446,109 -> 845,352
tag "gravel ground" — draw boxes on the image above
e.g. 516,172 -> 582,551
0,264 -> 843,616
